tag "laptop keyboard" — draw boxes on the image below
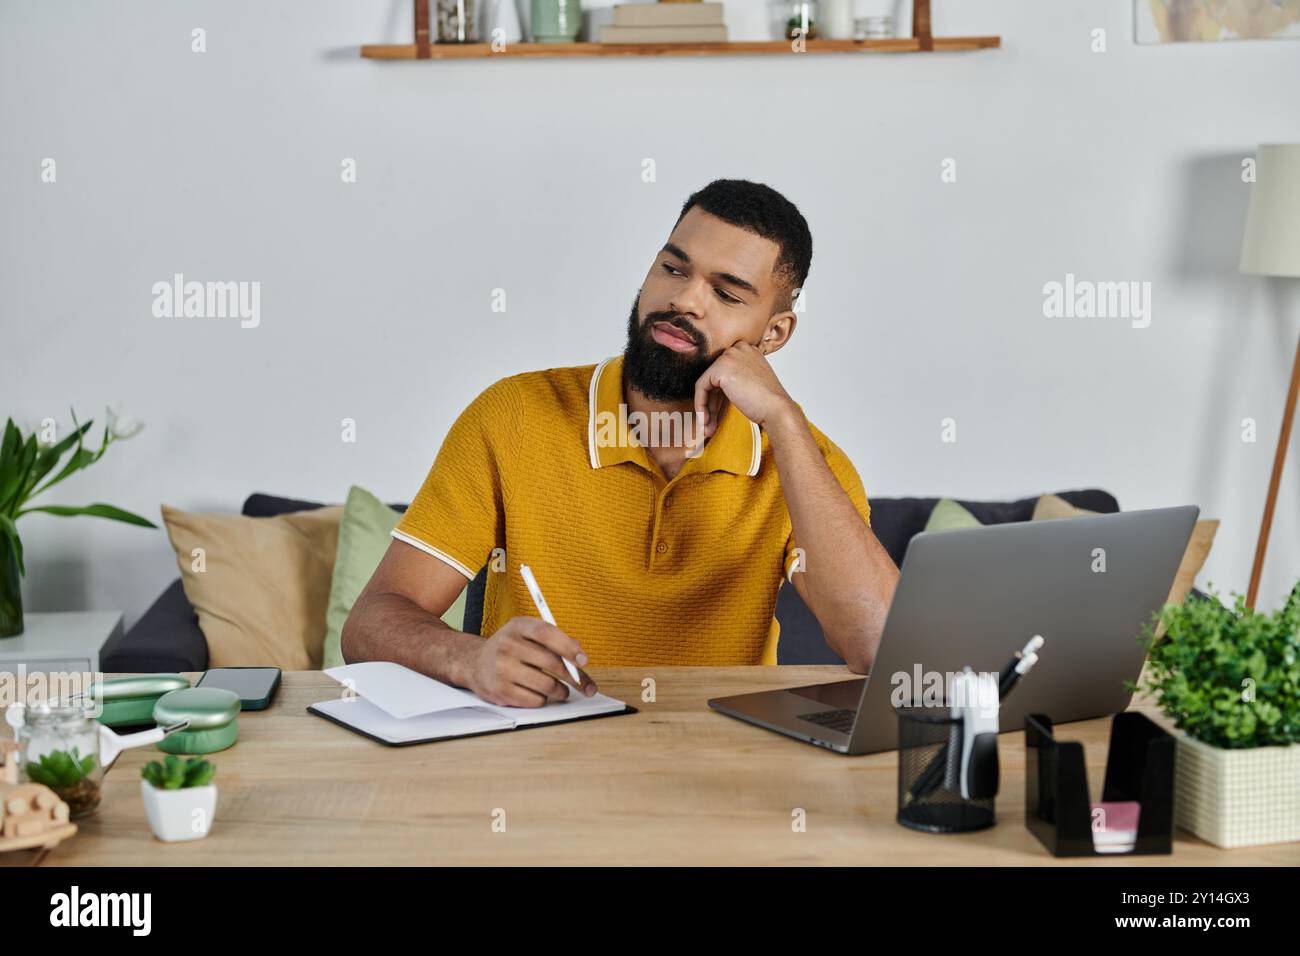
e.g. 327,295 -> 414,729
798,708 -> 857,735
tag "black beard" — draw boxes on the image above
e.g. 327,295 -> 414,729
621,293 -> 719,402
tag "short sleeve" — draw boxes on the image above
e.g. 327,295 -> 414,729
391,377 -> 518,580
783,428 -> 872,583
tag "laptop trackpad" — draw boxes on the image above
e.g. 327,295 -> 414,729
789,679 -> 867,710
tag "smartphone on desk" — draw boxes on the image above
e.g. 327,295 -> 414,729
196,667 -> 281,711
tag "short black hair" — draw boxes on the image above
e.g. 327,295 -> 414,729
674,179 -> 812,312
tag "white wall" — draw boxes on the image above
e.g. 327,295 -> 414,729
3,0 -> 1299,630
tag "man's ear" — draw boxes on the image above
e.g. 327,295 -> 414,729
759,310 -> 797,356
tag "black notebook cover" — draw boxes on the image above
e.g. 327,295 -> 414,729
307,700 -> 639,747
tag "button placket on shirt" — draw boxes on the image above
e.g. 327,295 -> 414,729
649,478 -> 680,565
646,460 -> 704,565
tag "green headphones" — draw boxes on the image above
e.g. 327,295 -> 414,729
90,677 -> 241,754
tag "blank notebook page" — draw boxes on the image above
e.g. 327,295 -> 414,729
311,697 -> 512,744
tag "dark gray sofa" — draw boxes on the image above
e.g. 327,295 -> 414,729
100,488 -> 1122,672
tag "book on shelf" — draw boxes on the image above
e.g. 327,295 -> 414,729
612,2 -> 725,28
599,24 -> 729,44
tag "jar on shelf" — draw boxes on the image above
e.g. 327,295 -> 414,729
786,1 -> 819,41
532,0 -> 581,43
820,0 -> 855,39
436,0 -> 476,43
855,15 -> 895,39
16,703 -> 103,819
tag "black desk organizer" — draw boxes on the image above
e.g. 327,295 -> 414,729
1024,711 -> 1175,857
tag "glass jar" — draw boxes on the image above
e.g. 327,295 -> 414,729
786,1 -> 818,40
855,15 -> 894,39
436,0 -> 476,43
17,704 -> 103,819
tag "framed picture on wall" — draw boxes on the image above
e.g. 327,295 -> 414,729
1136,0 -> 1300,43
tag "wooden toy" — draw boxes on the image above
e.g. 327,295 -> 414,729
0,739 -> 78,854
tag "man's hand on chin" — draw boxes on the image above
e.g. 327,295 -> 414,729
691,341 -> 798,442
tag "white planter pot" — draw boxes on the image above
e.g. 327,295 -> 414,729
1174,732 -> 1300,848
140,780 -> 217,843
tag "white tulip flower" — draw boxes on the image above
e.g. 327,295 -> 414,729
105,405 -> 144,440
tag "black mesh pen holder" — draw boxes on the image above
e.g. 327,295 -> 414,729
896,706 -> 996,834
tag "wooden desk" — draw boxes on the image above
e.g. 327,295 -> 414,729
8,668 -> 1297,866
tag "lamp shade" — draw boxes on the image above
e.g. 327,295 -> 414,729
1240,144 -> 1300,278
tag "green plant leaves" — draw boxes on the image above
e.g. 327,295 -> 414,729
24,746 -> 95,788
18,503 -> 156,528
1136,584 -> 1300,749
0,419 -> 24,512
0,514 -> 24,577
0,428 -> 39,517
184,759 -> 215,788
0,413 -> 156,533
141,761 -> 164,788
22,420 -> 94,504
141,755 -> 216,790
162,755 -> 185,788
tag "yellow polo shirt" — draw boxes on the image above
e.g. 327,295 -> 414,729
392,356 -> 872,666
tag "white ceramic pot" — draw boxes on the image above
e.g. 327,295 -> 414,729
820,0 -> 855,39
1174,732 -> 1300,848
485,0 -> 523,43
140,780 -> 217,843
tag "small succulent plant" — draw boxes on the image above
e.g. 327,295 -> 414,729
24,746 -> 101,817
141,755 -> 216,790
24,746 -> 95,788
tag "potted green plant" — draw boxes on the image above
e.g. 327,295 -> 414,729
1132,582 -> 1300,848
140,755 -> 218,842
23,746 -> 102,819
0,408 -> 155,638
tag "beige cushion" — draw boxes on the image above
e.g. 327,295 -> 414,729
1031,494 -> 1218,607
160,504 -> 343,669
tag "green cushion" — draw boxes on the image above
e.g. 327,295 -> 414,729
923,498 -> 984,533
321,485 -> 467,669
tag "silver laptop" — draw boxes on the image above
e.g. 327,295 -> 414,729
708,505 -> 1199,754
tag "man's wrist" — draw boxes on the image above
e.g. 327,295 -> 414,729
426,621 -> 479,689
762,399 -> 806,445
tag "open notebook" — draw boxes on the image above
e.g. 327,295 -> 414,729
309,661 -> 634,746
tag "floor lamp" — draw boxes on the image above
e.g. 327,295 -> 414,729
1242,144 -> 1300,609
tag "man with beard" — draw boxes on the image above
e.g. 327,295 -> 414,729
342,179 -> 900,707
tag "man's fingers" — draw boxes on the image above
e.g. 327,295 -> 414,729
535,670 -> 571,703
706,391 -> 727,439
693,363 -> 723,437
519,618 -> 588,668
494,677 -> 548,708
513,638 -> 596,695
504,659 -> 567,704
511,617 -> 598,696
512,638 -> 568,677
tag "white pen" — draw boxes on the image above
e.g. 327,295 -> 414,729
519,564 -> 584,689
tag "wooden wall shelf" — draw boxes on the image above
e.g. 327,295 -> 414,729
363,1 -> 999,61
362,37 -> 1000,59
